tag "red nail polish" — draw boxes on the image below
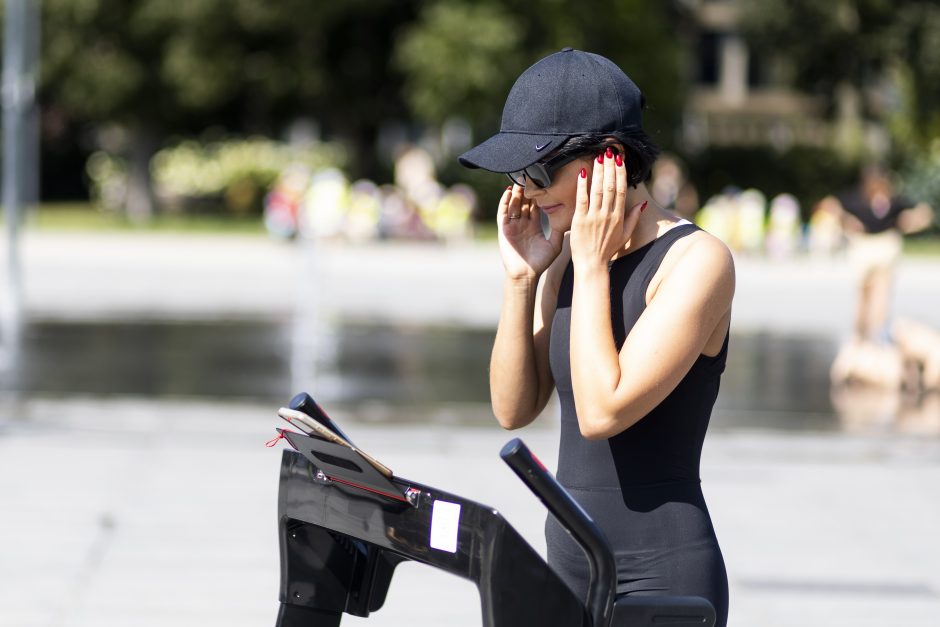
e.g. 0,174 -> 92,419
580,168 -> 587,179
640,201 -> 648,213
506,186 -> 513,190
615,153 -> 623,167
596,153 -> 604,164
606,147 -> 614,158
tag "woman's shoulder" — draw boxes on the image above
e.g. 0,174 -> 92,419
651,225 -> 735,300
671,225 -> 734,270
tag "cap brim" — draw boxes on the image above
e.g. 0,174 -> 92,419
458,132 -> 567,173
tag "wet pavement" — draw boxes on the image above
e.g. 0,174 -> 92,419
2,232 -> 940,626
5,318 -> 938,434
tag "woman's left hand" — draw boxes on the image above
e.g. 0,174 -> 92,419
570,147 -> 644,268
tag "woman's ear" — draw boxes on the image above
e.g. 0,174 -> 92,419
601,139 -> 624,156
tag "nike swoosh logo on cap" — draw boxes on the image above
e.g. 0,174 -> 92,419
535,142 -> 550,151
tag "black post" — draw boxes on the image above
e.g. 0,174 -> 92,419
500,438 -> 617,627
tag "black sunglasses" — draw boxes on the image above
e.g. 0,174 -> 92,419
506,150 -> 582,189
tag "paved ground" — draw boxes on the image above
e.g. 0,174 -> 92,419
2,232 -> 940,626
1,397 -> 939,627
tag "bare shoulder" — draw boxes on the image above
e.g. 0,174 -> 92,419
681,229 -> 734,273
651,228 -> 735,302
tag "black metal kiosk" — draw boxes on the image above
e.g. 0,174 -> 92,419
274,397 -> 716,627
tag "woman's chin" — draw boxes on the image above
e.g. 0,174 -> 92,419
547,212 -> 574,232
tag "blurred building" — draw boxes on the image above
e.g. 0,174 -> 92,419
680,0 -> 886,159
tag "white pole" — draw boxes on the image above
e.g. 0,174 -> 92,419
2,0 -> 36,360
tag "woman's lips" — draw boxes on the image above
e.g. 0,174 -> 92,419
540,203 -> 562,214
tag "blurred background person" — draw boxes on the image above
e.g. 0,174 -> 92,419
650,154 -> 699,221
765,193 -> 801,260
736,188 -> 767,256
827,165 -> 934,343
807,195 -> 846,258
263,164 -> 311,239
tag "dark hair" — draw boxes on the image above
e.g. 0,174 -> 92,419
553,126 -> 660,188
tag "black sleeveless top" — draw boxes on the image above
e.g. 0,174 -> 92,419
549,223 -> 728,495
544,223 -> 730,623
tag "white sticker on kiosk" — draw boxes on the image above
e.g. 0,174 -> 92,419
429,500 -> 461,553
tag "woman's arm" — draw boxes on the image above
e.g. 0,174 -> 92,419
570,234 -> 734,439
489,267 -> 560,429
489,186 -> 565,429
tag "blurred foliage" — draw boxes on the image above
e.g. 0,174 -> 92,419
686,146 -> 859,219
44,0 -> 940,228
151,138 -> 345,213
86,137 -> 345,215
740,0 -> 940,157
40,0 -> 411,132
397,0 -> 687,149
396,0 -> 689,221
899,140 -> 940,226
395,2 -> 523,128
36,0 -> 690,222
40,0 -> 420,192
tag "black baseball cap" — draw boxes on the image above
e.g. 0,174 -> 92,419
458,48 -> 644,173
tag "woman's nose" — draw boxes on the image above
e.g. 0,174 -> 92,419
522,183 -> 543,200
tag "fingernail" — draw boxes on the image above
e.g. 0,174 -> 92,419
506,185 -> 513,190
596,153 -> 604,164
640,201 -> 648,213
606,147 -> 613,158
615,153 -> 623,167
580,168 -> 587,179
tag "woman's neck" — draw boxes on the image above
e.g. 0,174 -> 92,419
613,188 -> 680,258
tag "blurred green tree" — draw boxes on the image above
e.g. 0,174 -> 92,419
395,2 -> 524,131
398,0 -> 687,141
396,0 -> 689,217
40,0 -> 420,219
740,0 -> 940,159
38,0 -> 687,220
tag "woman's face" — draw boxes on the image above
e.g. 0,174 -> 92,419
522,155 -> 595,232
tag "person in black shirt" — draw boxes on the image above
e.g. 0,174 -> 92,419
829,166 -> 933,341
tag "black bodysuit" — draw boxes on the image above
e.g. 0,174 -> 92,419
547,223 -> 729,627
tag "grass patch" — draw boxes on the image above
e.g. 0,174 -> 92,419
903,234 -> 940,256
4,202 -> 266,235
11,203 -> 494,240
473,221 -> 498,241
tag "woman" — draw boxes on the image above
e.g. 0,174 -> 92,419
459,49 -> 733,626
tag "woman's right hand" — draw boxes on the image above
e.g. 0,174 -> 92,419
497,185 -> 564,280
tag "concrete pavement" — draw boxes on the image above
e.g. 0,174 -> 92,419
1,397 -> 939,627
